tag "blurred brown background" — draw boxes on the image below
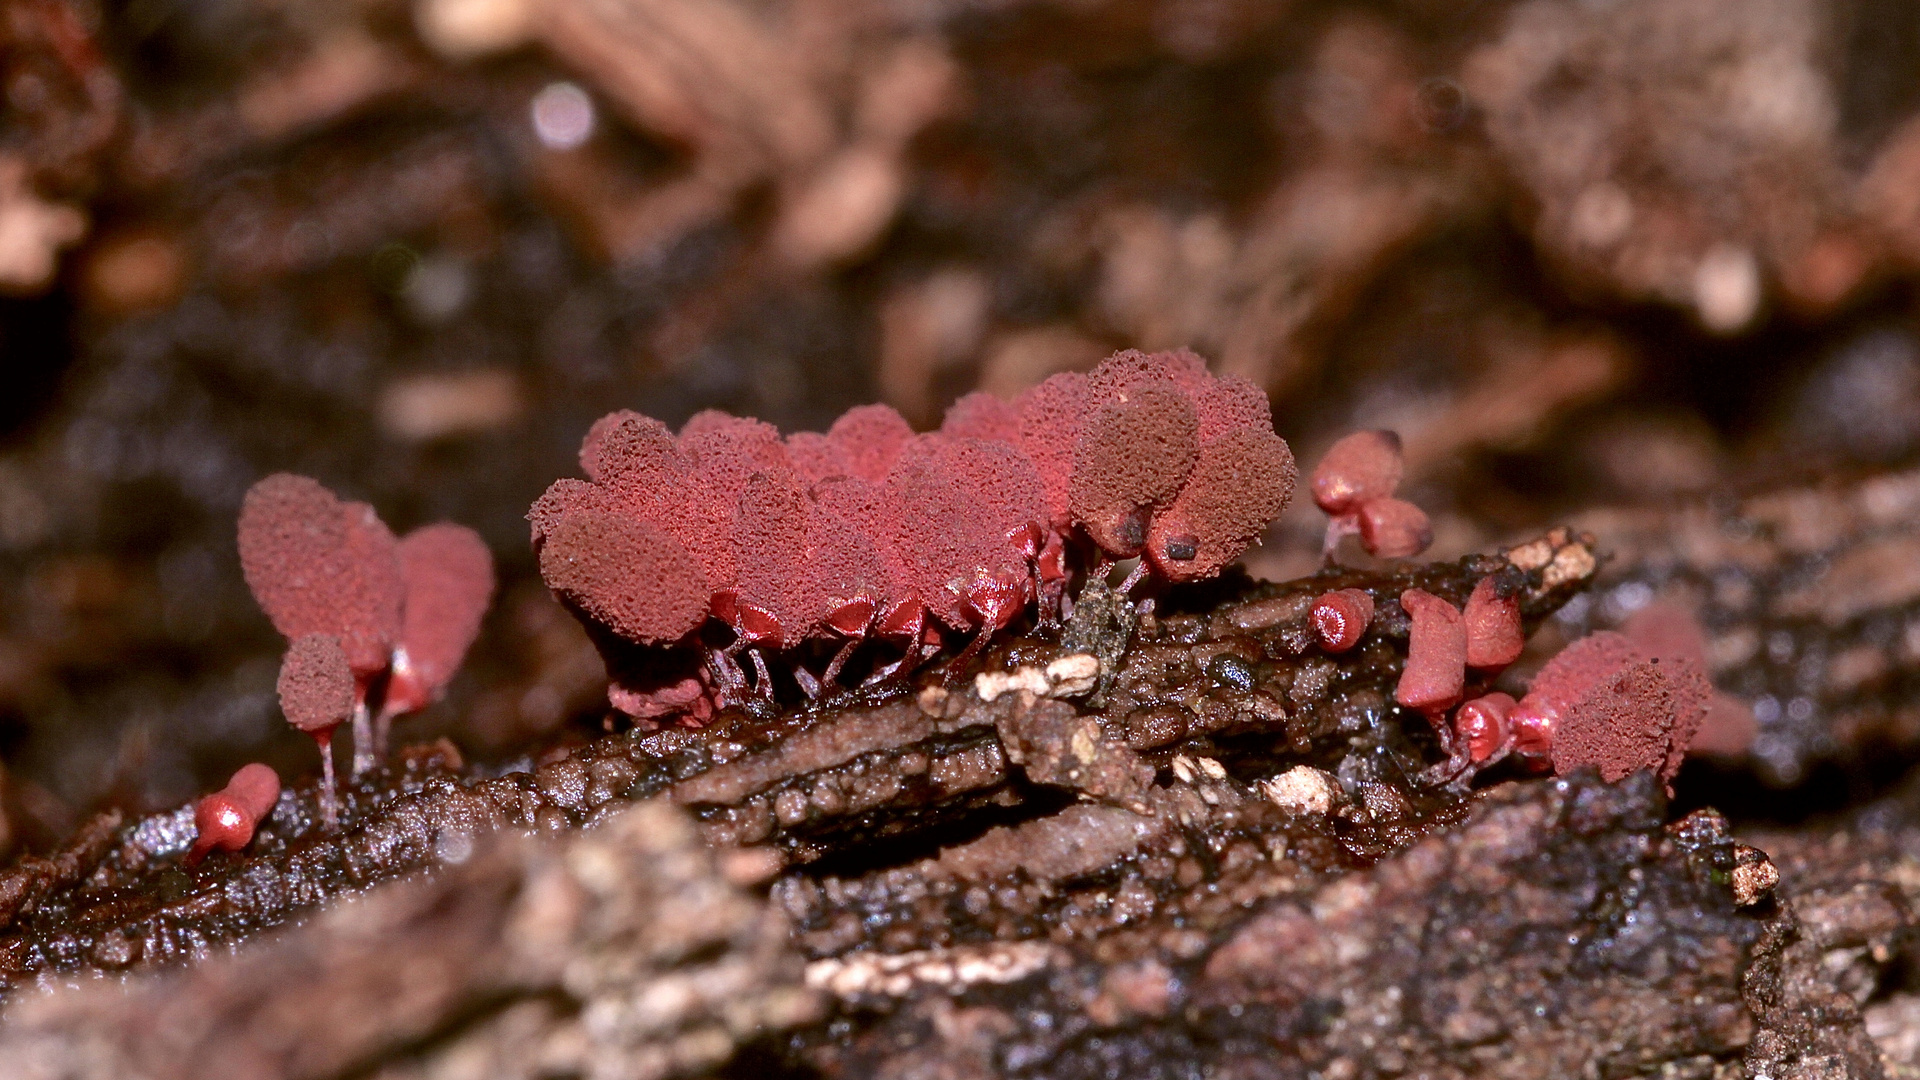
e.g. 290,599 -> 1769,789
1,0 -> 1918,853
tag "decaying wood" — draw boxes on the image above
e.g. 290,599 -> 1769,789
0,799 -> 820,1080
0,529 -> 1596,991
0,515 -> 1913,1079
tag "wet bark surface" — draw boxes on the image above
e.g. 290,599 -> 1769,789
0,531 -> 1594,991
0,523 -> 1899,1080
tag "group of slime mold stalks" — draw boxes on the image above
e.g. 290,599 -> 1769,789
531,348 -> 1297,721
222,475 -> 497,829
1306,429 -> 1713,789
176,347 -> 1721,863
533,346 -> 1716,790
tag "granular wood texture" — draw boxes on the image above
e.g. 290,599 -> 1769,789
0,530 -> 1597,989
0,524 -> 1905,1078
788,774 -> 1861,1080
0,799 -> 821,1080
2,775 -> 1883,1080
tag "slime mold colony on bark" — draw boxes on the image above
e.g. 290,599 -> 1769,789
238,473 -> 497,809
530,347 -> 1723,804
1388,571 -> 1712,786
531,349 -> 1297,719
1295,430 -> 1696,785
215,346 -> 1719,856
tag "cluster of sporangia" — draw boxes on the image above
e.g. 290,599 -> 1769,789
534,347 -> 1708,788
1308,430 -> 1708,785
531,348 -> 1297,718
182,349 -> 1710,864
196,475 -> 498,842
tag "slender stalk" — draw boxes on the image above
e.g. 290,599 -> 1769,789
315,729 -> 339,828
371,706 -> 395,766
349,698 -> 375,777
